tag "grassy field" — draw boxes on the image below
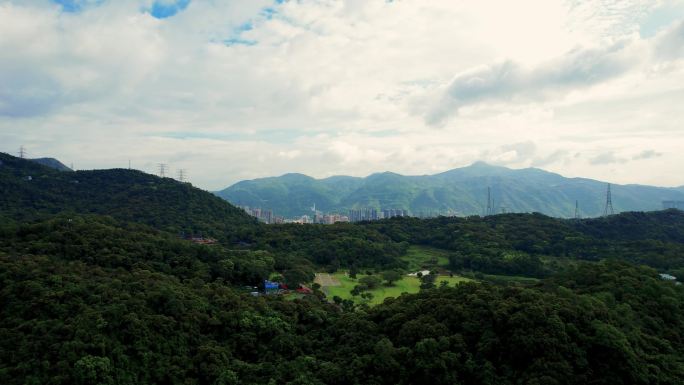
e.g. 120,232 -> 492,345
402,245 -> 451,272
323,272 -> 472,305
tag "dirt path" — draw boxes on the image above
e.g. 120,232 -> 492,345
314,273 -> 341,287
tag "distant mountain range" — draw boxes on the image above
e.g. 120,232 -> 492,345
215,162 -> 684,218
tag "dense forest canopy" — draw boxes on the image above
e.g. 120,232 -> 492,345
2,153 -> 684,384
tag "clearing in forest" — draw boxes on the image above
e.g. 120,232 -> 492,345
319,271 -> 472,305
314,273 -> 341,287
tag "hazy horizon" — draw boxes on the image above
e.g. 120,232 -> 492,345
2,0 -> 684,190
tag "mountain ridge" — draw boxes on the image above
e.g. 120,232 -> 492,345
216,162 -> 684,218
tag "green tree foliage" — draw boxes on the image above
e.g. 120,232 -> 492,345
283,269 -> 314,288
4,153 -> 684,384
419,272 -> 437,289
0,153 -> 257,243
359,275 -> 382,290
367,211 -> 684,277
381,270 -> 403,286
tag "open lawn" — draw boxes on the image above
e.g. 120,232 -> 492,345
402,245 -> 452,272
323,271 -> 472,305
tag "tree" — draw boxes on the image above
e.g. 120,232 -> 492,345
420,272 -> 437,289
74,355 -> 113,385
349,265 -> 358,279
283,269 -> 313,288
351,284 -> 368,296
381,270 -> 402,286
359,275 -> 382,289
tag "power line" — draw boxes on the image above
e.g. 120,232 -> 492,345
574,200 -> 581,219
603,183 -> 614,217
157,163 -> 168,178
18,146 -> 27,159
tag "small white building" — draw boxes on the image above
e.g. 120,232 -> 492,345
659,273 -> 677,281
408,270 -> 431,277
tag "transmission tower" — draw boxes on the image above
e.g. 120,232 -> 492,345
574,200 -> 581,219
157,163 -> 168,178
485,187 -> 493,216
177,169 -> 187,182
18,146 -> 27,159
603,183 -> 614,217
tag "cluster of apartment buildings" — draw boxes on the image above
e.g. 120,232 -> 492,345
240,206 -> 285,224
348,208 -> 409,222
240,205 -> 417,225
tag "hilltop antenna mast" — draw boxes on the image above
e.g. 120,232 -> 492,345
574,200 -> 581,219
603,183 -> 614,217
485,187 -> 493,216
157,163 -> 168,178
177,169 -> 187,182
18,146 -> 27,159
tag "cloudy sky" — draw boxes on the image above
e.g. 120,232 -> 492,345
1,0 -> 683,190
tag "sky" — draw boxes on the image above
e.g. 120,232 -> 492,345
1,0 -> 684,190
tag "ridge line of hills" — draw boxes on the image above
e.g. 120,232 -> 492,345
216,162 -> 684,218
0,152 -> 256,241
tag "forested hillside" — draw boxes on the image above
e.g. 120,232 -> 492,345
0,153 -> 256,242
2,229 -> 684,384
3,152 -> 684,384
365,210 -> 684,277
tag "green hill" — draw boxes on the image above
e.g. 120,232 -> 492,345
29,157 -> 73,171
0,152 -> 256,241
216,161 -> 684,217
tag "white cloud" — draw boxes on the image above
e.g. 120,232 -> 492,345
0,0 -> 683,189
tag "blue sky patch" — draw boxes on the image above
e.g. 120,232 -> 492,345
149,0 -> 191,19
51,0 -> 103,13
224,37 -> 257,46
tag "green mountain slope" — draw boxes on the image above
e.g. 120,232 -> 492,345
216,161 -> 684,217
29,157 -> 72,171
0,152 -> 256,240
